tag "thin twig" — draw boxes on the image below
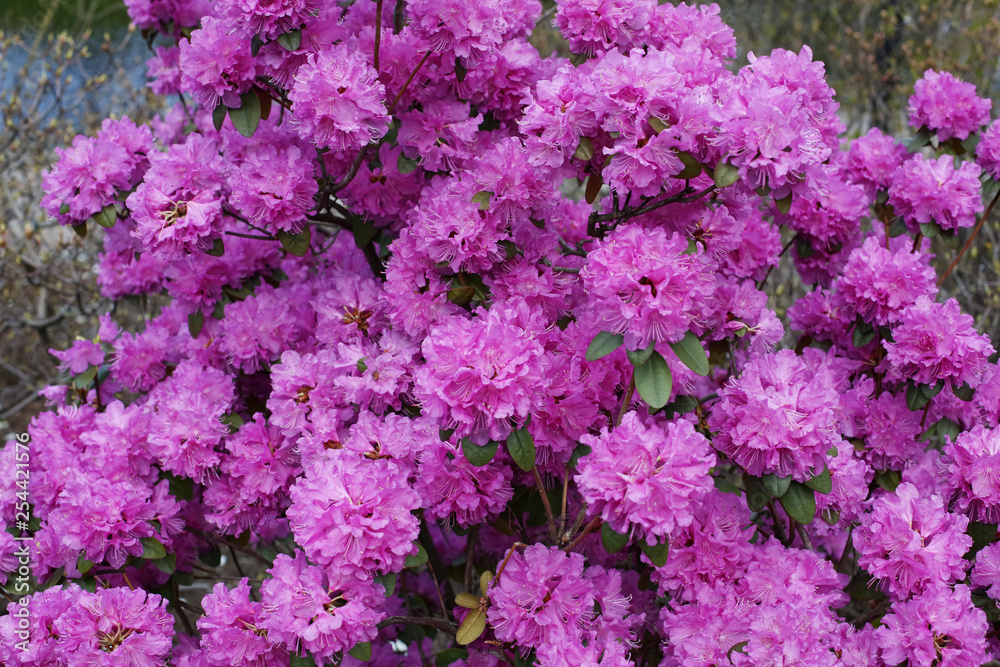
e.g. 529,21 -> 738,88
615,371 -> 635,428
939,187 -> 1000,286
387,50 -> 432,115
464,526 -> 479,594
533,467 -> 558,541
373,0 -> 383,73
564,516 -> 601,552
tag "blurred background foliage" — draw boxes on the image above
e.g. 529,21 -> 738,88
2,0 -> 1000,434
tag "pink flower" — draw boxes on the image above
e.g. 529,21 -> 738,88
836,236 -> 937,326
941,425 -> 1000,523
576,413 -> 716,541
877,584 -> 987,667
908,69 -> 992,141
888,154 -> 983,232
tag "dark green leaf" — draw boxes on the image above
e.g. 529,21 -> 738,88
221,412 -> 244,433
586,331 -> 624,361
151,553 -> 177,574
77,555 -> 94,576
348,642 -> 372,662
461,437 -> 498,467
188,310 -> 205,338
500,240 -> 517,260
907,126 -> 933,152
278,228 -> 311,257
573,137 -> 595,161
374,572 -> 397,597
940,228 -> 961,249
405,542 -> 428,568
79,577 -> 97,593
778,481 -> 816,525
167,473 -> 194,501
212,104 -> 227,131
919,221 -> 940,238
967,522 -> 998,559
73,365 -> 98,390
888,218 -> 908,237
626,342 -> 656,367
229,88 -> 262,138
804,466 -> 832,495
713,476 -> 740,495
663,395 -> 699,419
42,567 -> 65,589
676,151 -> 701,180
568,443 -> 591,468
437,648 -> 470,667
972,592 -> 1000,622
712,161 -> 739,188
852,317 -> 875,348
173,570 -> 194,586
205,238 -> 225,256
821,507 -> 840,525
439,428 -> 455,442
454,58 -> 467,83
356,357 -> 368,374
846,572 -> 885,603
668,331 -> 710,376
199,545 -> 222,567
727,642 -> 749,661
140,536 -> 167,561
920,382 -> 944,400
953,383 -> 975,401
507,427 -> 536,472
761,474 -> 791,497
354,219 -> 377,248
600,522 -> 629,554
639,536 -> 669,567
795,235 -> 815,258
874,469 -> 901,492
72,222 -> 87,238
289,655 -> 318,667
905,381 -> 931,411
59,202 -> 70,215
397,152 -> 419,174
456,607 -> 487,645
448,286 -> 477,306
250,34 -> 264,56
277,28 -> 302,51
633,351 -> 672,410
774,192 -> 793,214
648,117 -> 668,134
92,203 -> 118,228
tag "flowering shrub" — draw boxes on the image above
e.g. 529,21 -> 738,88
6,1 -> 1000,666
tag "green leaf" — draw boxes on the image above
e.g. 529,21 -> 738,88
278,228 -> 311,257
713,476 -> 740,495
846,572 -> 885,603
167,474 -> 194,501
374,572 -> 397,597
199,545 -> 222,567
506,427 -> 536,472
397,152 -> 419,174
648,117 -> 668,135
888,218 -> 908,237
905,381 -> 931,411
436,648 -> 470,667
668,331 -> 710,376
676,151 -> 702,180
205,237 -> 225,257
59,202 -> 70,215
348,642 -> 372,662
140,537 -> 167,561
73,365 -> 98,390
600,522 -> 629,554
585,171 -> 603,205
454,58 -> 468,83
448,286 -> 477,306
471,191 -> 492,211
188,310 -> 205,338
221,412 -> 244,433
568,443 -> 591,468
72,222 -> 87,238
586,331 -> 624,361
761,474 -> 791,498
795,235 -> 815,258
77,555 -> 94,576
874,469 -> 901,492
778,481 -> 816,525
461,437 -> 498,467
455,592 -> 480,609
626,342 -> 656,367
852,317 -> 875,348
953,383 -> 975,401
663,395 -> 699,419
250,34 -> 264,57
919,221 -> 940,238
229,88 -> 262,138
968,522 -> 998,557
633,351 -> 673,410
456,607 -> 487,645
92,203 -> 118,228
276,28 -> 302,51
151,552 -> 177,574
712,161 -> 739,188
821,507 -> 840,525
405,542 -> 429,568
639,536 -> 669,567
212,104 -> 227,131
774,192 -> 793,214
727,642 -> 749,661
907,126 -> 933,152
289,656 -> 318,667
573,137 -> 595,161
354,219 -> 377,248
804,466 -> 832,494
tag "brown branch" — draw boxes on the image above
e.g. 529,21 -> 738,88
938,186 -> 1000,286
